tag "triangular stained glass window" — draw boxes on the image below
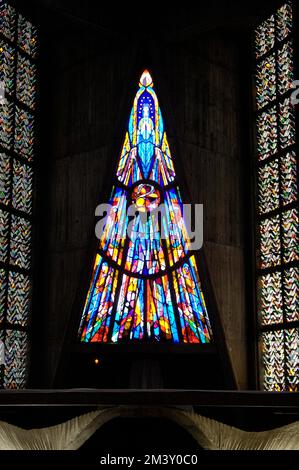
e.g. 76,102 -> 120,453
78,71 -> 213,344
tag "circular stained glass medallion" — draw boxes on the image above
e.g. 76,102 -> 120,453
131,183 -> 161,212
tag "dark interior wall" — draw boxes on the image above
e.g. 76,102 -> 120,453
31,8 -> 250,388
156,35 -> 249,388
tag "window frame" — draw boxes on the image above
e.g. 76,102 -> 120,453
0,0 -> 38,389
253,1 -> 299,391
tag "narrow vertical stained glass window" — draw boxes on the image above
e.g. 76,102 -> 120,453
78,70 -> 213,345
254,1 -> 299,391
0,1 -> 37,388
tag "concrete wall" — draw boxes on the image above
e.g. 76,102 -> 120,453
33,19 -> 249,388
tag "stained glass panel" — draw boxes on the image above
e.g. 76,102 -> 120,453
111,273 -> 181,343
3,329 -> 28,389
255,15 -> 275,58
173,256 -> 212,344
7,271 -> 31,327
80,255 -> 119,343
257,160 -> 279,214
281,151 -> 297,205
282,208 -> 299,263
0,0 -> 16,41
79,70 -> 213,345
284,267 -> 299,322
146,276 -> 179,342
285,328 -> 299,391
14,106 -> 34,159
277,42 -> 294,95
279,98 -> 295,149
163,188 -> 189,266
0,40 -> 15,97
9,215 -> 31,270
0,269 -> 6,323
257,107 -> 277,159
149,141 -> 176,185
117,142 -> 142,186
0,99 -> 14,149
125,202 -> 167,275
12,159 -> 33,214
277,2 -> 293,41
16,54 -> 37,109
259,215 -> 281,268
17,14 -> 37,58
256,54 -> 276,109
261,330 -> 285,391
112,274 -> 145,342
0,153 -> 10,205
258,272 -> 283,325
255,2 -> 298,393
0,208 -> 9,263
98,187 -> 127,266
0,1 -> 37,389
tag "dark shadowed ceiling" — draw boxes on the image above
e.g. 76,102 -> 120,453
16,0 -> 285,39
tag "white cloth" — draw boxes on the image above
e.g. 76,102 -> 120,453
0,408 -> 119,450
164,408 -> 299,450
0,406 -> 298,450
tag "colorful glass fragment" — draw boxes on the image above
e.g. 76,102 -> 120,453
257,107 -> 277,160
17,14 -> 37,58
9,215 -> 31,270
14,106 -> 35,159
256,54 -> 276,109
3,329 -> 28,389
0,40 -> 15,97
7,271 -> 31,327
277,2 -> 293,41
281,151 -> 297,205
12,159 -> 33,214
0,99 -> 14,149
16,54 -> 37,109
79,254 -> 119,343
255,15 -> 275,59
282,208 -> 299,263
261,330 -> 285,391
0,269 -> 6,323
279,98 -> 295,149
258,272 -> 283,326
0,208 -> 9,263
277,41 -> 294,95
259,215 -> 281,269
258,160 -> 279,214
0,0 -> 16,41
284,267 -> 299,322
0,153 -> 10,205
285,328 -> 299,391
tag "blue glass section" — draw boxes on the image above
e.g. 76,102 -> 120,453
137,90 -> 155,177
